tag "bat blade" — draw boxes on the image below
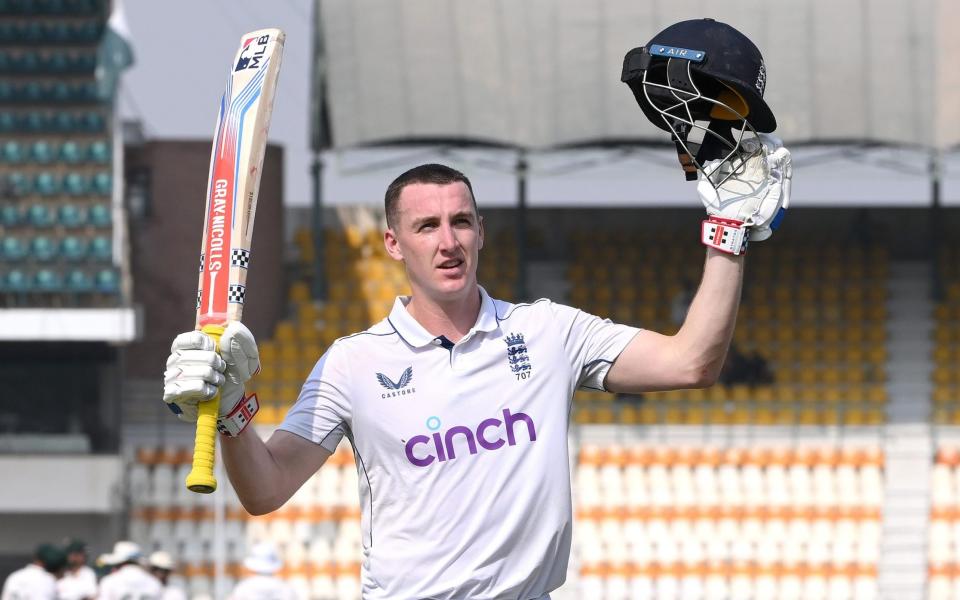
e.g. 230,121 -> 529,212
186,28 -> 285,494
196,28 -> 285,328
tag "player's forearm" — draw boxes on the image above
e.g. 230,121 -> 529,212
674,247 -> 745,385
220,428 -> 287,515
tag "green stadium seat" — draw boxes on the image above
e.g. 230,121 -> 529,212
20,112 -> 47,132
92,172 -> 112,195
34,269 -> 61,292
42,0 -> 66,14
58,204 -> 85,228
65,268 -> 92,292
17,22 -> 44,44
22,81 -> 44,103
43,52 -> 69,73
60,140 -> 85,163
4,269 -> 30,293
13,52 -> 39,73
72,21 -> 101,43
51,81 -> 72,102
63,172 -> 89,195
0,205 -> 21,227
26,204 -> 55,228
31,236 -> 57,262
89,235 -> 111,261
44,21 -> 71,43
5,172 -> 31,196
60,236 -> 87,261
0,24 -> 14,43
74,81 -> 97,102
1,237 -> 27,261
0,113 -> 15,132
1,140 -> 23,163
30,140 -> 55,163
94,268 -> 118,294
0,52 -> 9,72
88,203 -> 111,227
81,111 -> 105,132
89,140 -> 110,163
34,172 -> 60,196
53,111 -> 75,132
72,53 -> 96,73
0,82 -> 13,102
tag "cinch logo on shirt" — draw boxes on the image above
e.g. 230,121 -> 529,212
404,409 -> 537,467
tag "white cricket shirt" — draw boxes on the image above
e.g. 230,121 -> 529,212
57,565 -> 97,600
97,564 -> 163,600
280,287 -> 639,599
1,564 -> 57,600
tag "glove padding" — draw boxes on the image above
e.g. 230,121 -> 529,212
162,322 -> 260,422
697,133 -> 793,243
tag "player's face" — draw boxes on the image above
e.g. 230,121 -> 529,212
385,182 -> 484,304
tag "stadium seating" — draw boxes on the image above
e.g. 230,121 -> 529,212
569,234 -> 890,425
0,1 -> 119,308
574,443 -> 883,600
933,245 -> 960,425
928,446 -> 960,600
128,442 -> 365,599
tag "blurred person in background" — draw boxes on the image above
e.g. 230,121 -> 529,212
1,543 -> 66,600
96,541 -> 162,600
147,551 -> 187,600
57,538 -> 97,600
228,542 -> 295,600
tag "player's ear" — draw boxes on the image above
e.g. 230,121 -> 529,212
384,227 -> 404,261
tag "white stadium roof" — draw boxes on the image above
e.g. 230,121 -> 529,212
315,0 -> 960,151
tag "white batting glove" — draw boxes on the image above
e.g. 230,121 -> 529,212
162,322 -> 261,432
697,133 -> 792,254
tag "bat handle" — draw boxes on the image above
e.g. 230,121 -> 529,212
185,323 -> 226,494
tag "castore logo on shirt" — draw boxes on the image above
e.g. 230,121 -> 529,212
377,367 -> 415,398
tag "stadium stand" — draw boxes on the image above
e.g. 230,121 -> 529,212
128,443 -> 364,599
929,445 -> 960,600
0,0 -> 119,307
569,233 -> 889,426
574,443 -> 883,600
933,244 -> 960,425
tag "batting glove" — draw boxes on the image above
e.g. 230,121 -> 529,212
697,133 -> 793,255
163,322 -> 261,435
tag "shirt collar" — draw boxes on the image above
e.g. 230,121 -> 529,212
388,286 -> 500,349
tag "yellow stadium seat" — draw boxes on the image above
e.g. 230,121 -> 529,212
289,281 -> 310,304
639,404 -> 659,424
274,320 -> 296,343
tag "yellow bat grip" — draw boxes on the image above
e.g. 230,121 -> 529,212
185,323 -> 226,494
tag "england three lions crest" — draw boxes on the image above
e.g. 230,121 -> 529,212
505,332 -> 532,380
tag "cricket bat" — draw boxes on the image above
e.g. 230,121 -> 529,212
186,28 -> 285,494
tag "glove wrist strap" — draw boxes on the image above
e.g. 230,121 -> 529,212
216,393 -> 259,437
702,216 -> 748,255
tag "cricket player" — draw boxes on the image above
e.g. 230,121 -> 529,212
228,542 -> 296,600
163,18 -> 790,600
1,544 -> 66,600
96,542 -> 162,600
57,539 -> 98,600
147,552 -> 188,600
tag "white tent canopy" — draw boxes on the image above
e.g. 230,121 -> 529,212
316,0 -> 960,150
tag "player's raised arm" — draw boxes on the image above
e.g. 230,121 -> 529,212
606,18 -> 793,394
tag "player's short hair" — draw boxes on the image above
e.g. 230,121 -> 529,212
384,163 -> 478,228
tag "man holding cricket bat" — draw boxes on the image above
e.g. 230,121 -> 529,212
163,18 -> 791,600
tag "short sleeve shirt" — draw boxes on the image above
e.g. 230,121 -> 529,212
97,565 -> 163,600
1,564 -> 57,600
279,288 -> 639,600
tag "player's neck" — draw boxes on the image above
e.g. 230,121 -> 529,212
406,285 -> 482,342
